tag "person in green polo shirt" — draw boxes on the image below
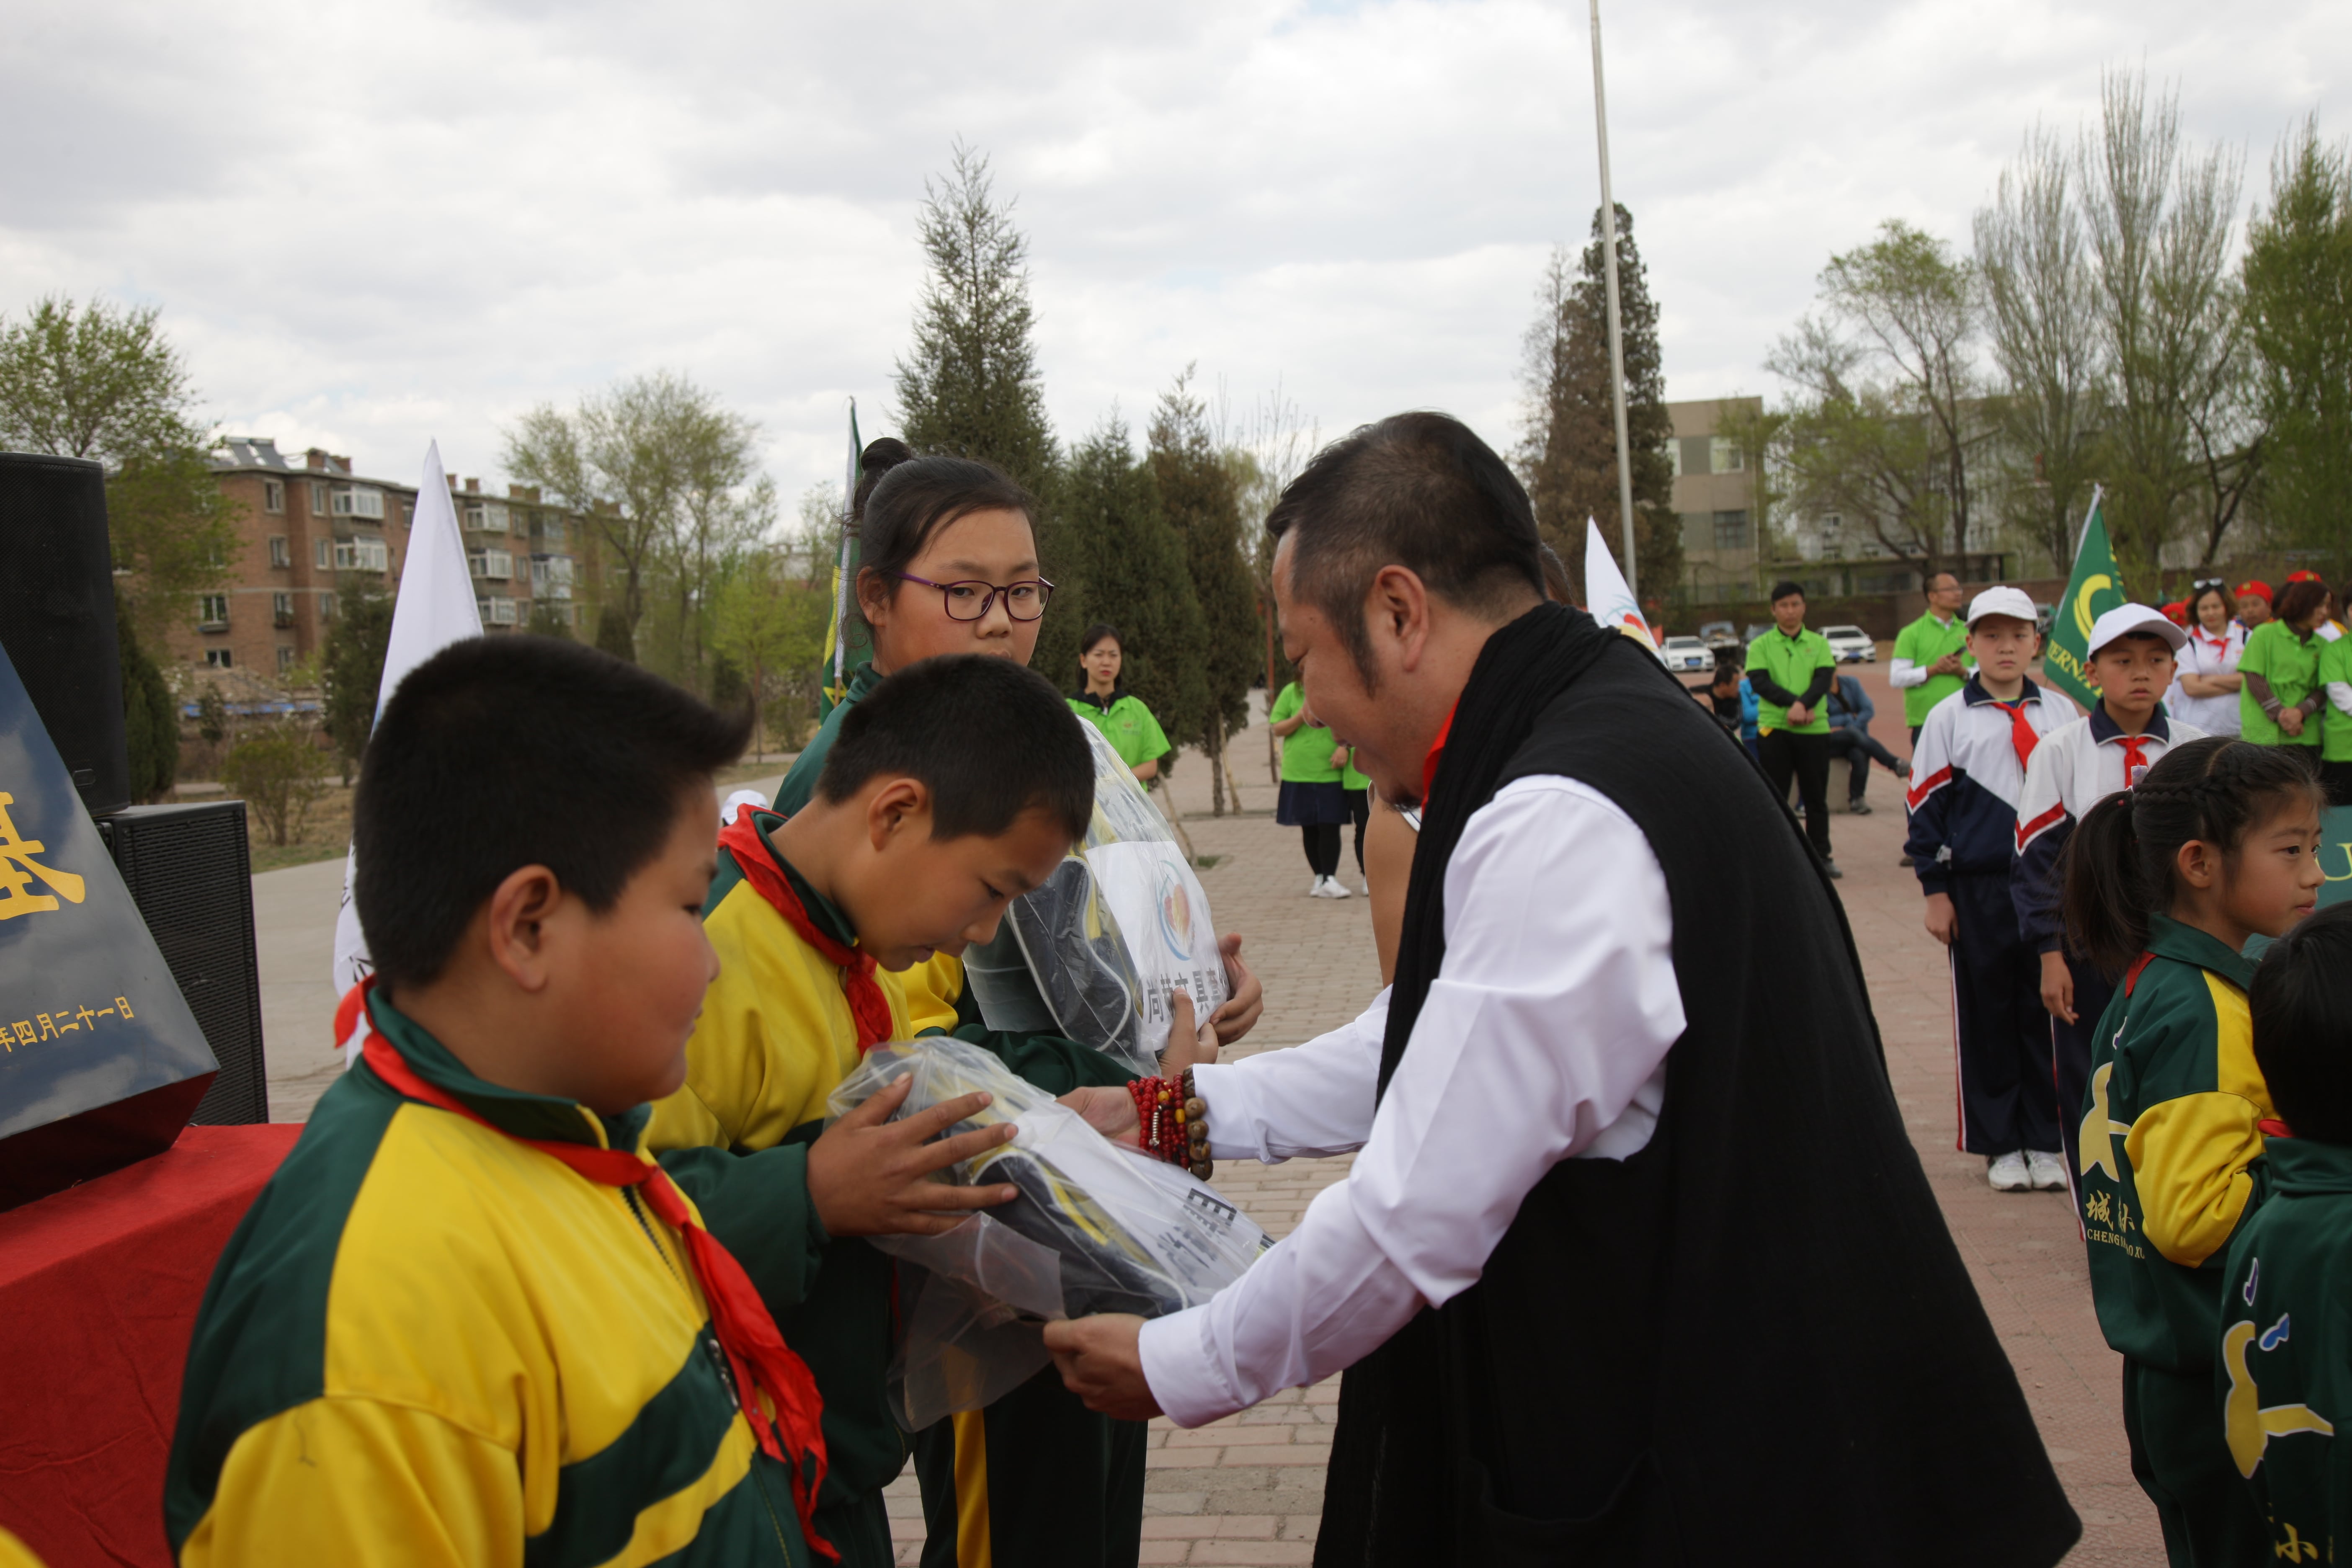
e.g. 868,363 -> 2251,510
2242,578 -> 2331,758
1069,623 -> 1173,785
1892,570 -> 1973,742
2320,608 -> 2352,806
1746,579 -> 1841,877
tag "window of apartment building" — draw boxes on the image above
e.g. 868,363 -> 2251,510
263,480 -> 285,514
1709,436 -> 1745,473
477,597 -> 521,627
530,555 -> 574,597
332,488 -> 386,520
316,539 -> 333,570
469,549 -> 513,580
1678,436 -> 1712,477
334,536 -> 389,573
198,594 -> 230,628
277,646 -> 297,673
268,536 -> 291,568
272,592 -> 295,626
311,481 -> 332,516
542,515 -> 566,545
1665,441 -> 1683,480
320,592 -> 338,622
1712,510 -> 1751,552
204,649 -> 233,669
464,503 -> 511,534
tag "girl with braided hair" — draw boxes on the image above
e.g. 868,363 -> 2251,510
2065,735 -> 2327,1567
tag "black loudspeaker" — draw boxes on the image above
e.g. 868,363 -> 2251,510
98,802 -> 270,1125
0,453 -> 129,818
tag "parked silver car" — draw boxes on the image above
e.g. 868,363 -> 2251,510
1658,635 -> 1712,673
1821,624 -> 1877,663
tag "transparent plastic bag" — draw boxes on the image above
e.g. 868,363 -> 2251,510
963,723 -> 1229,1075
828,1038 -> 1273,1428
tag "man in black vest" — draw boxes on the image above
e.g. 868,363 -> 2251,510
1045,413 -> 2078,1567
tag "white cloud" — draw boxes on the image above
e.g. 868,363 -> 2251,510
3,0 -> 2343,498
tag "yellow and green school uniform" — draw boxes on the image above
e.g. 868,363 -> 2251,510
166,991 -> 818,1567
2079,913 -> 2275,1563
649,811 -> 1147,1568
2215,1136 -> 2352,1564
1070,688 -> 1170,777
2239,619 -> 2325,749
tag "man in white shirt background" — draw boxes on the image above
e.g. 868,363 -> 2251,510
1044,411 -> 2079,1568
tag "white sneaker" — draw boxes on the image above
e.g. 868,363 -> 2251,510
1307,876 -> 1325,897
1323,877 -> 1353,899
1988,1151 -> 2030,1192
2026,1150 -> 2068,1191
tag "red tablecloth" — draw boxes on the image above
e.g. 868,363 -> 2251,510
0,1123 -> 300,1568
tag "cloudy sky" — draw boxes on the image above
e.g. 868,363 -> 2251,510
3,0 -> 2344,505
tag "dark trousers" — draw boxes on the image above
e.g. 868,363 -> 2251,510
914,1367 -> 1148,1568
1301,823 -> 1341,877
2054,954 -> 2117,1184
1947,875 -> 2058,1156
1758,729 -> 1833,859
2122,1358 -> 2271,1567
1344,787 -> 1370,875
1826,724 -> 1902,803
1909,723 -> 1924,747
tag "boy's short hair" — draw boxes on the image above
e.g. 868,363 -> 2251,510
1770,580 -> 1804,604
817,655 -> 1093,843
354,636 -> 751,990
2252,905 -> 2352,1144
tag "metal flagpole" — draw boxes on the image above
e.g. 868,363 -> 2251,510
1588,0 -> 1638,603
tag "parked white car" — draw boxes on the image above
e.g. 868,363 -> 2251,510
1658,635 -> 1713,673
1821,625 -> 1877,663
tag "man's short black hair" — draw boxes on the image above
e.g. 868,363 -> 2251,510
817,655 -> 1093,843
1267,412 -> 1544,682
2252,905 -> 2352,1145
354,635 -> 751,991
1926,570 -> 1960,592
1770,580 -> 1805,604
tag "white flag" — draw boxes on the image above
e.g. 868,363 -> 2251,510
334,443 -> 483,1063
1581,516 -> 1656,651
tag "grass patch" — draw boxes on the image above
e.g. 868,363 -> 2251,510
1191,854 -> 1224,870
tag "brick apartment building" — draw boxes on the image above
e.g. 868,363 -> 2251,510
175,438 -> 588,676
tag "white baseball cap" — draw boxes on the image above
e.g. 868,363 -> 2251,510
1965,585 -> 2039,628
2086,603 -> 2190,659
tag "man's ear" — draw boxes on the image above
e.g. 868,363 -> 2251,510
1366,565 -> 1432,672
866,776 -> 934,852
485,864 -> 564,992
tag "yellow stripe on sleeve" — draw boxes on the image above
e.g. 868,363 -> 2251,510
2124,972 -> 2274,1269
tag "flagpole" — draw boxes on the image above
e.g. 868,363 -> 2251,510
1589,0 -> 1638,602
830,398 -> 858,699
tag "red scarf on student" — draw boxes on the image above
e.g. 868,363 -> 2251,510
336,981 -> 837,1561
1989,699 -> 2042,774
718,810 -> 894,1052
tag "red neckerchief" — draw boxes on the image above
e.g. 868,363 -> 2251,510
1989,697 -> 2042,773
2259,1119 -> 2294,1139
337,981 -> 837,1560
719,810 -> 893,1052
2117,733 -> 2152,789
1420,701 -> 1458,805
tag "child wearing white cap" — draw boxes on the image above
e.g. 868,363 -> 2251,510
1905,587 -> 2079,1191
2013,603 -> 2204,1181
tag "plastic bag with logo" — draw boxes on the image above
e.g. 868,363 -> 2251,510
828,1037 -> 1272,1429
961,722 -> 1228,1076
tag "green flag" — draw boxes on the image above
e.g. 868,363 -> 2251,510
818,401 -> 865,719
2040,487 -> 2129,711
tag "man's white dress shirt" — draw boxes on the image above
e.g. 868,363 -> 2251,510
1136,775 -> 1685,1428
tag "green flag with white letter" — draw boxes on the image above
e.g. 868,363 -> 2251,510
2040,487 -> 2128,711
818,401 -> 865,719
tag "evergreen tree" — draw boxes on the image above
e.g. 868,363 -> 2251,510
116,590 -> 177,802
1149,369 -> 1258,814
894,143 -> 1057,499
2244,118 -> 2352,574
1039,415 -> 1206,760
595,604 -> 637,663
1516,204 -> 1678,599
318,578 -> 394,784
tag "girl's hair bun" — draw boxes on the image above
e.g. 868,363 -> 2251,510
854,438 -> 917,517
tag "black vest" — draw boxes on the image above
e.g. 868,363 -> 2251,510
1314,604 -> 2079,1568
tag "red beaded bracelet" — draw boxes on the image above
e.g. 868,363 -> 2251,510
1126,1070 -> 1213,1180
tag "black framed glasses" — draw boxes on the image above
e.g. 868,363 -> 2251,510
890,572 -> 1055,622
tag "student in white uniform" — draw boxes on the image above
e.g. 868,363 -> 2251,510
2165,579 -> 2246,738
1040,413 -> 2080,1567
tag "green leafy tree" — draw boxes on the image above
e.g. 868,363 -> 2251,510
222,722 -> 330,847
1041,415 -> 1206,762
1516,205 -> 1678,597
713,546 -> 831,758
0,295 -> 239,646
2244,116 -> 2352,575
594,605 -> 637,662
1149,369 -> 1258,814
319,579 -> 395,784
116,591 -> 178,801
893,142 -> 1057,499
195,686 -> 230,749
505,374 -> 688,645
527,601 -> 574,639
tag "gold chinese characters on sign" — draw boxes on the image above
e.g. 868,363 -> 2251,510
0,791 -> 86,921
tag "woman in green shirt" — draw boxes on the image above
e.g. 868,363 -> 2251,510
1269,680 -> 1351,898
2240,579 -> 2331,754
2320,579 -> 2352,805
1068,624 -> 1172,784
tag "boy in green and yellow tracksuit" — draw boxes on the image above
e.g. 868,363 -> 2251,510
648,657 -> 1152,1568
2214,905 -> 2352,1563
167,637 -> 829,1565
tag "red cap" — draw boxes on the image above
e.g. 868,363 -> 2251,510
2161,601 -> 2189,626
2236,579 -> 2273,603
2286,569 -> 2324,584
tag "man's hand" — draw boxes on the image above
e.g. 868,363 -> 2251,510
1044,1315 -> 1162,1421
1923,892 -> 1957,947
1059,1084 -> 1139,1139
2282,706 -> 2307,738
805,1076 -> 1019,1237
1787,702 -> 1813,727
2040,949 -> 2076,1025
1158,990 -> 1218,1074
1931,652 -> 1966,677
1209,934 -> 1262,1046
